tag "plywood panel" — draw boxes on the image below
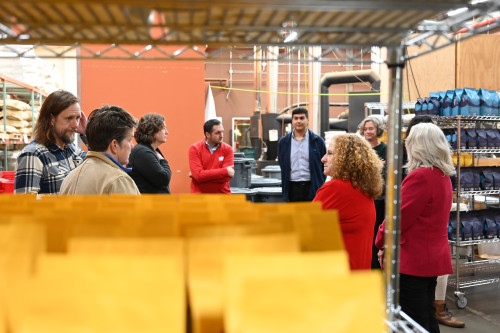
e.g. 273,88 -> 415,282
403,43 -> 456,100
456,35 -> 500,90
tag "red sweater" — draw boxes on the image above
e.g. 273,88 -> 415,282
375,167 -> 453,277
313,179 -> 375,270
189,140 -> 234,193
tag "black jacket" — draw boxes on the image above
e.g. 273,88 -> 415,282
127,143 -> 171,194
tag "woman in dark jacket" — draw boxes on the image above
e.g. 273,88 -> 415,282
358,115 -> 386,269
127,113 -> 172,193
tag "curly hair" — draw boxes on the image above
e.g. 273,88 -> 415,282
329,134 -> 384,199
134,113 -> 165,145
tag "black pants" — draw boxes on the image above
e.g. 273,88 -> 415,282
288,181 -> 311,202
371,198 -> 385,269
399,273 -> 440,333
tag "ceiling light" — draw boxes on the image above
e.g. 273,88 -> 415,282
281,20 -> 298,43
284,31 -> 298,43
447,7 -> 468,17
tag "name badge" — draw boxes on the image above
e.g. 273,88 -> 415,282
219,156 -> 224,161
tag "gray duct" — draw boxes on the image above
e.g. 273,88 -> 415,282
320,69 -> 381,137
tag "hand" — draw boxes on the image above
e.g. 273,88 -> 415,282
189,171 -> 192,178
377,249 -> 384,267
77,111 -> 88,135
227,166 -> 235,178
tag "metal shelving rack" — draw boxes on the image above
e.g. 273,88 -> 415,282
1,1 -> 499,332
434,115 -> 500,309
0,73 -> 47,171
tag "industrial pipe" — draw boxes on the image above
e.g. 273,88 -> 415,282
319,69 -> 381,137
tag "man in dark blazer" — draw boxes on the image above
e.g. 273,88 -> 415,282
277,107 -> 326,202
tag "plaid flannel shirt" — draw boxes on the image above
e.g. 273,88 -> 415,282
14,141 -> 87,194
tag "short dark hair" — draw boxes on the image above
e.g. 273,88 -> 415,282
135,113 -> 165,145
86,105 -> 137,152
292,107 -> 308,118
34,90 -> 79,146
406,115 -> 433,137
204,119 -> 221,135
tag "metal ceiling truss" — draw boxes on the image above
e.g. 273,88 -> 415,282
0,0 -> 498,63
404,0 -> 500,60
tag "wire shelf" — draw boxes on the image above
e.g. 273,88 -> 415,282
385,310 -> 430,333
448,258 -> 500,288
448,277 -> 500,289
456,189 -> 500,196
365,102 -> 416,110
449,237 -> 500,246
433,116 -> 500,122
452,149 -> 500,154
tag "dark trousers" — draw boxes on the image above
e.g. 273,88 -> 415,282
288,181 -> 311,202
371,198 -> 385,269
399,273 -> 440,333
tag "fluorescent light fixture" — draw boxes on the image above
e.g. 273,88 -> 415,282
284,31 -> 298,43
281,20 -> 298,43
447,7 -> 468,17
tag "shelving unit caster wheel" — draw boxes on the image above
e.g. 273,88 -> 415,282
456,294 -> 468,309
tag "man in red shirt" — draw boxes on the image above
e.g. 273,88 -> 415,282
189,119 -> 234,193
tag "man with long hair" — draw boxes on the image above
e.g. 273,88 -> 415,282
14,90 -> 87,194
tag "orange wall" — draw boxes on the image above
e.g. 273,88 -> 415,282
80,46 -> 205,193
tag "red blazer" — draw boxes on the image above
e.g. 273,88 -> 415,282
189,140 -> 234,193
313,179 -> 375,270
375,167 -> 453,277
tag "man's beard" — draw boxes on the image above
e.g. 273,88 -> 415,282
55,128 -> 75,145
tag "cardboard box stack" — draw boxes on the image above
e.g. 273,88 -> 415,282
0,98 -> 36,141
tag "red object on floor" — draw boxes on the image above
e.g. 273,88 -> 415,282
0,171 -> 15,193
0,171 -> 15,180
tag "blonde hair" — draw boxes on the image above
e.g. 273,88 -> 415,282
329,133 -> 383,199
405,123 -> 455,176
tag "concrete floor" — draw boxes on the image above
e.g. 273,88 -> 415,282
440,281 -> 500,333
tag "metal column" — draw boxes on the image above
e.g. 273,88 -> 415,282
2,79 -> 7,171
310,46 -> 322,134
383,46 -> 405,327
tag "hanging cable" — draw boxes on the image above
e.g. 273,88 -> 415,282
405,59 -> 411,101
408,58 -> 421,98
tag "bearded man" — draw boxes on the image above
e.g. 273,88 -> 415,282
15,90 -> 87,194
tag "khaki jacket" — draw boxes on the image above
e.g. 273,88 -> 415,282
60,151 -> 140,195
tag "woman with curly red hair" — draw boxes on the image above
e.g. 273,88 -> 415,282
313,133 -> 383,270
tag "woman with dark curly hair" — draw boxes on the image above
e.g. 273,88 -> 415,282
313,133 -> 383,270
127,113 -> 172,193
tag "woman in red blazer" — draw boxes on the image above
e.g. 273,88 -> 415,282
313,133 -> 383,270
375,123 -> 455,333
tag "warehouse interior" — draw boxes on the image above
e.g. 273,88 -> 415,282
1,1 -> 500,332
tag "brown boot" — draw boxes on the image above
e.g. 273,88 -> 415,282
434,300 -> 465,328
